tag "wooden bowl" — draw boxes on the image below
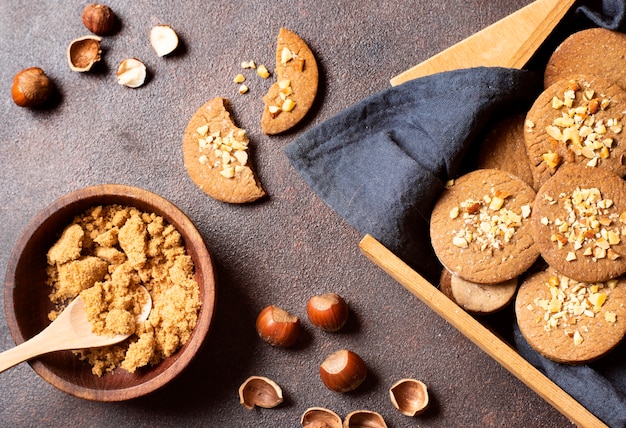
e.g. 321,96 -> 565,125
3,184 -> 216,401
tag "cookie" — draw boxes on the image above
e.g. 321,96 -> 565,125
544,28 -> 626,90
183,97 -> 265,203
261,28 -> 318,135
524,74 -> 626,189
532,163 -> 626,282
440,268 -> 517,314
430,169 -> 539,284
515,267 -> 626,364
476,113 -> 534,188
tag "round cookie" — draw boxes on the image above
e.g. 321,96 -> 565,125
524,74 -> 626,189
430,169 -> 539,284
532,163 -> 626,283
476,113 -> 534,188
544,28 -> 626,90
183,97 -> 265,203
261,27 -> 318,135
440,268 -> 517,314
515,267 -> 626,364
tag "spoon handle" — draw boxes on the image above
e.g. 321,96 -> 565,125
0,332 -> 55,373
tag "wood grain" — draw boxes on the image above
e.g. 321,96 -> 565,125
390,0 -> 577,86
359,234 -> 607,428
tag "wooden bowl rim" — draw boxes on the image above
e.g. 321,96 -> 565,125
3,184 -> 216,401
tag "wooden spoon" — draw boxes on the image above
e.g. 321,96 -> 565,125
0,286 -> 152,373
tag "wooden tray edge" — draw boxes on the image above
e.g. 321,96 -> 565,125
358,234 -> 607,428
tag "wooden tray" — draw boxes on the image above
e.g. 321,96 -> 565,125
361,0 -> 608,426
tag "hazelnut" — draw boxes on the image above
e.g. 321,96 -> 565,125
319,349 -> 367,393
150,24 -> 179,57
116,58 -> 147,88
343,410 -> 387,428
81,4 -> 116,36
255,305 -> 301,347
389,378 -> 429,417
67,35 -> 102,72
238,376 -> 283,410
301,407 -> 342,428
306,293 -> 349,332
11,67 -> 52,107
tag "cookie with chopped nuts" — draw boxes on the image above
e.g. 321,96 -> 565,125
532,163 -> 626,283
476,113 -> 535,188
183,97 -> 266,203
524,74 -> 626,190
544,28 -> 626,91
515,267 -> 626,364
261,28 -> 318,135
430,169 -> 539,284
439,268 -> 518,314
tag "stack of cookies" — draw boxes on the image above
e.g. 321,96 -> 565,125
431,28 -> 626,364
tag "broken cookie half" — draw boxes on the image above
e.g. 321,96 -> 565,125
183,97 -> 265,203
261,28 -> 319,135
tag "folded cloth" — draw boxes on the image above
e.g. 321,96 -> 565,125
286,67 -> 541,282
285,1 -> 626,426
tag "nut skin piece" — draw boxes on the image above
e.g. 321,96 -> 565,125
81,4 -> 116,36
389,378 -> 429,417
67,36 -> 102,72
343,410 -> 388,428
301,407 -> 342,428
238,376 -> 283,410
306,293 -> 349,332
255,305 -> 301,347
11,67 -> 52,107
319,349 -> 367,393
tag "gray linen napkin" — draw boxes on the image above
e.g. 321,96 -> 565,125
285,1 -> 626,426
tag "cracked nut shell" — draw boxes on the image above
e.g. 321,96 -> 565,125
67,35 -> 102,72
238,376 -> 283,410
389,378 -> 429,417
343,410 -> 388,428
11,67 -> 52,107
319,349 -> 367,393
301,407 -> 342,428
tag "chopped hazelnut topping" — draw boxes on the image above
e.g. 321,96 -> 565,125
195,126 -> 250,179
530,274 -> 617,345
540,80 -> 622,170
257,64 -> 270,79
238,84 -> 249,94
449,190 -> 530,253
234,73 -> 246,84
241,60 -> 256,69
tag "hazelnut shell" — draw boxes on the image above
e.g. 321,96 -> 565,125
238,376 -> 283,410
319,349 -> 367,393
301,407 -> 342,428
343,410 -> 388,428
256,305 -> 301,347
82,4 -> 116,36
389,378 -> 429,417
67,36 -> 102,72
11,67 -> 52,107
307,293 -> 349,332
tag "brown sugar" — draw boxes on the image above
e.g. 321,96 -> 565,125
46,204 -> 201,376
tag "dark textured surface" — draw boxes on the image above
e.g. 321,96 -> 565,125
0,1 -> 572,427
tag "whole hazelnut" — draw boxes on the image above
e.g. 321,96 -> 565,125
11,67 -> 52,107
319,349 -> 367,393
255,305 -> 301,348
306,293 -> 349,332
82,4 -> 116,36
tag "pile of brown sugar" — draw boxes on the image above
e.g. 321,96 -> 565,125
46,204 -> 201,376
